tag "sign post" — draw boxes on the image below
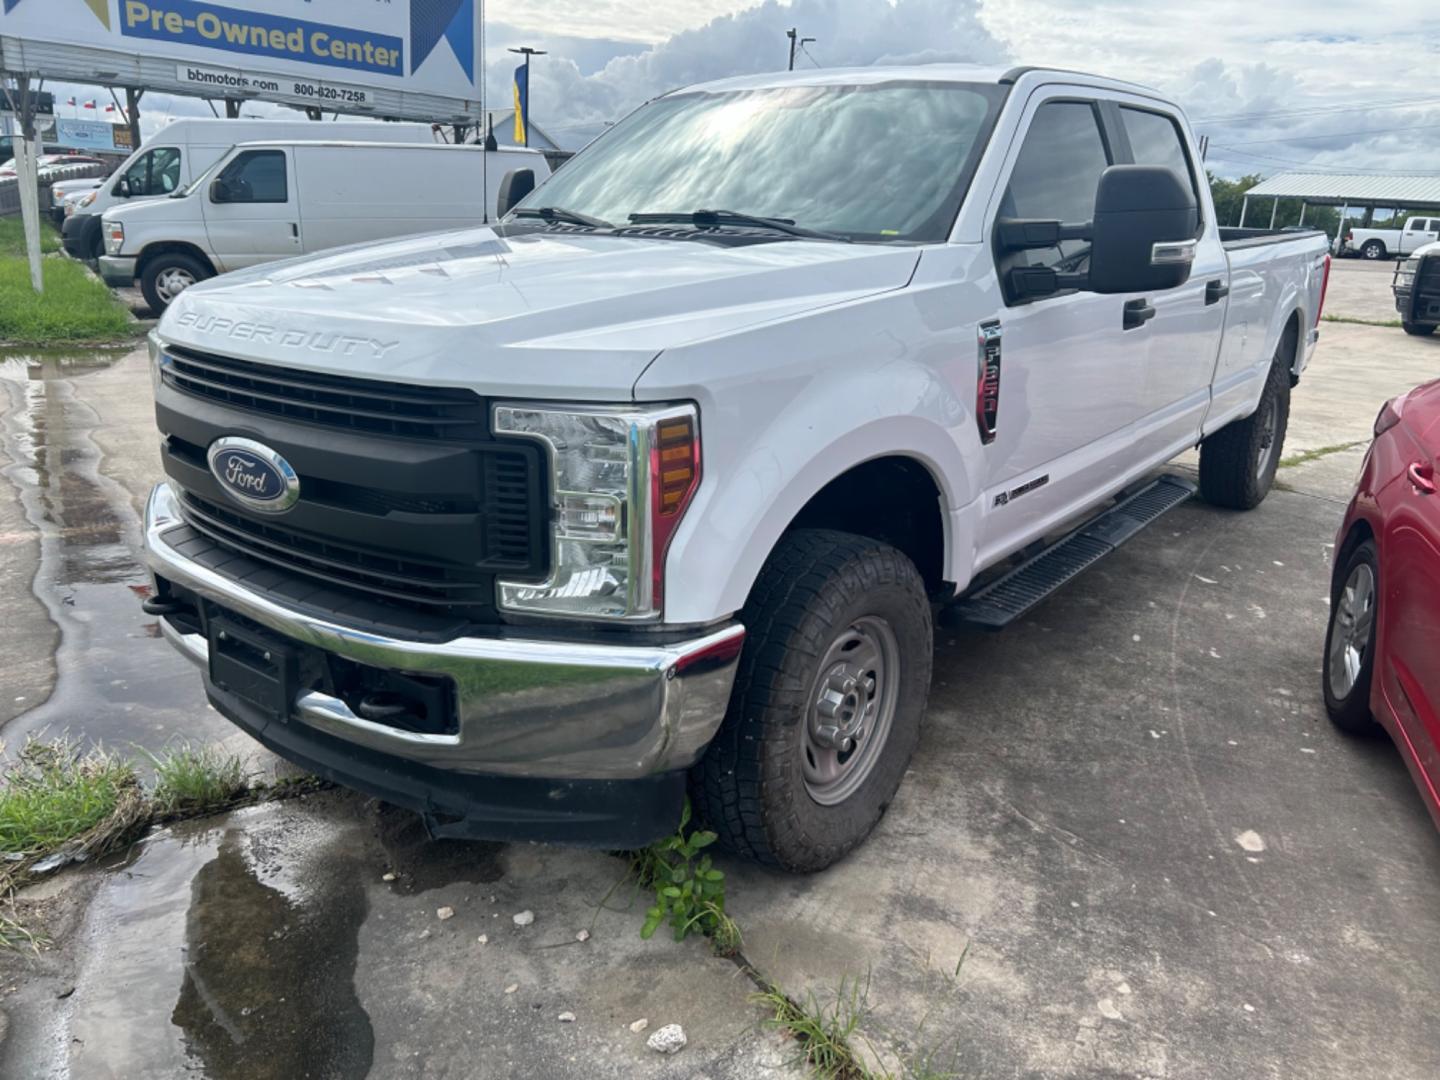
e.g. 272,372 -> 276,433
2,76 -> 45,294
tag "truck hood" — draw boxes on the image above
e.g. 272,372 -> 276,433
159,227 -> 920,399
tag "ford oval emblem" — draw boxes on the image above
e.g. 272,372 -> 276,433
207,437 -> 300,514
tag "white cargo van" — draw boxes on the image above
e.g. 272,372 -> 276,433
99,140 -> 548,311
62,118 -> 438,260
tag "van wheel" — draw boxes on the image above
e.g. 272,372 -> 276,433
691,529 -> 932,872
1402,322 -> 1435,337
1199,339 -> 1292,510
141,253 -> 210,313
1360,240 -> 1386,260
1323,540 -> 1382,735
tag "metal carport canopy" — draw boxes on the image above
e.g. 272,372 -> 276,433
1245,172 -> 1440,212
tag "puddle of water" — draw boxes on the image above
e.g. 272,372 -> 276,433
63,803 -> 375,1079
0,346 -> 235,757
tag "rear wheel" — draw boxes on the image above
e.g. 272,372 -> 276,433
140,252 -> 210,313
1323,539 -> 1382,735
1361,240 -> 1387,260
1402,322 -> 1436,337
1199,337 -> 1292,509
691,529 -> 932,872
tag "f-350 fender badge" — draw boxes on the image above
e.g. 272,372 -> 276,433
976,320 -> 1002,444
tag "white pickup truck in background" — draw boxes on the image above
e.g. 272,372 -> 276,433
139,65 -> 1330,871
1344,215 -> 1440,260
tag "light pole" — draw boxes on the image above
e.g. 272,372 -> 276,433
507,46 -> 547,146
786,28 -> 814,71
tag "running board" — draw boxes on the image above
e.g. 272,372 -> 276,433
942,473 -> 1197,631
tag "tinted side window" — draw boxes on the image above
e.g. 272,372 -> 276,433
1001,101 -> 1111,268
1119,108 -> 1199,205
123,146 -> 182,196
217,150 -> 288,203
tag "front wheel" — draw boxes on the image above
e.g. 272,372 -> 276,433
691,529 -> 932,872
1199,340 -> 1292,509
140,252 -> 211,314
1323,540 -> 1382,735
1402,322 -> 1436,337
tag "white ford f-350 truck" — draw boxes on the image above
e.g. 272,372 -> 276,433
140,65 -> 1331,871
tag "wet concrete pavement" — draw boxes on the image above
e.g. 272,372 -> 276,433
2,267 -> 1439,1078
4,793 -> 800,1079
0,346 -> 259,765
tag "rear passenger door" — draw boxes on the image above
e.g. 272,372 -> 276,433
202,148 -> 301,271
1113,102 -> 1227,459
977,95 -> 1147,557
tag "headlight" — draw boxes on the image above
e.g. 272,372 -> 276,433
80,191 -> 97,208
104,220 -> 124,255
1397,257 -> 1419,288
494,402 -> 701,621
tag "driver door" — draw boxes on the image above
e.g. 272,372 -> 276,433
202,148 -> 301,271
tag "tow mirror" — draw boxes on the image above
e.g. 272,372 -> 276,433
1088,165 -> 1199,294
209,177 -> 231,203
495,168 -> 535,219
997,165 -> 1198,301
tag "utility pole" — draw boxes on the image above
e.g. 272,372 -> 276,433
786,28 -> 815,71
507,46 -> 547,146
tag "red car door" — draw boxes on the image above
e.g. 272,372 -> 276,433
1379,382 -> 1440,789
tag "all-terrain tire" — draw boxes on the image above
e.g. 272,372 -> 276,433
691,529 -> 932,872
1199,336 -> 1292,509
1361,240 -> 1386,260
1322,539 -> 1382,735
1401,322 -> 1436,337
140,251 -> 211,314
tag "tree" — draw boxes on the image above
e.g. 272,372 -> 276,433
1206,170 -> 1341,236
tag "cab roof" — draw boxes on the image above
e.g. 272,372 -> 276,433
678,63 -> 1165,102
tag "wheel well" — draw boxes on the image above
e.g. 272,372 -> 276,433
137,242 -> 216,280
1333,519 -> 1374,592
786,457 -> 946,591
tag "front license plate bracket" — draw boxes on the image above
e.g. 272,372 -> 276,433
206,612 -> 297,723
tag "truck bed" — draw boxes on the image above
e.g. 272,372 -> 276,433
1218,226 -> 1327,250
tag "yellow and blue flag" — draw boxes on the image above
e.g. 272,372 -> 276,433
512,64 -> 528,146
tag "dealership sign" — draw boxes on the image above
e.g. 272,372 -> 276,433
0,0 -> 481,121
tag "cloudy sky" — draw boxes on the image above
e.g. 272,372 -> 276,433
35,0 -> 1440,181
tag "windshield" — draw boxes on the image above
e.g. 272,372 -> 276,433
512,80 -> 1006,243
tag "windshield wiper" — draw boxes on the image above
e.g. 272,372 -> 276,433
511,205 -> 613,229
627,209 -> 850,242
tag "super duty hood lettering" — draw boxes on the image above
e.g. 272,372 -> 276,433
174,312 -> 399,360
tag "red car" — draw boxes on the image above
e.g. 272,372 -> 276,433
1325,377 -> 1440,828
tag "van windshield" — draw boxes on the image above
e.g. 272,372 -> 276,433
510,81 -> 1006,244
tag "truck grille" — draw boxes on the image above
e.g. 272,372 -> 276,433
155,347 -> 549,622
162,345 -> 490,441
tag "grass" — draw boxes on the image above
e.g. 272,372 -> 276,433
1278,440 -> 1367,469
754,974 -> 874,1079
143,744 -> 249,818
1321,313 -> 1402,328
0,738 -> 143,860
0,216 -> 61,257
0,217 -> 135,345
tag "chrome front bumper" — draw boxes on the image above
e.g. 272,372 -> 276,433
143,483 -> 744,781
98,254 -> 137,287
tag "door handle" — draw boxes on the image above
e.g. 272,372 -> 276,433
290,222 -> 299,238
1123,298 -> 1156,330
1205,279 -> 1229,305
1409,461 -> 1436,495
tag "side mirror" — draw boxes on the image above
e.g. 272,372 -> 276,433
1087,165 -> 1199,294
209,177 -> 231,203
114,176 -> 130,197
496,168 -> 535,219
